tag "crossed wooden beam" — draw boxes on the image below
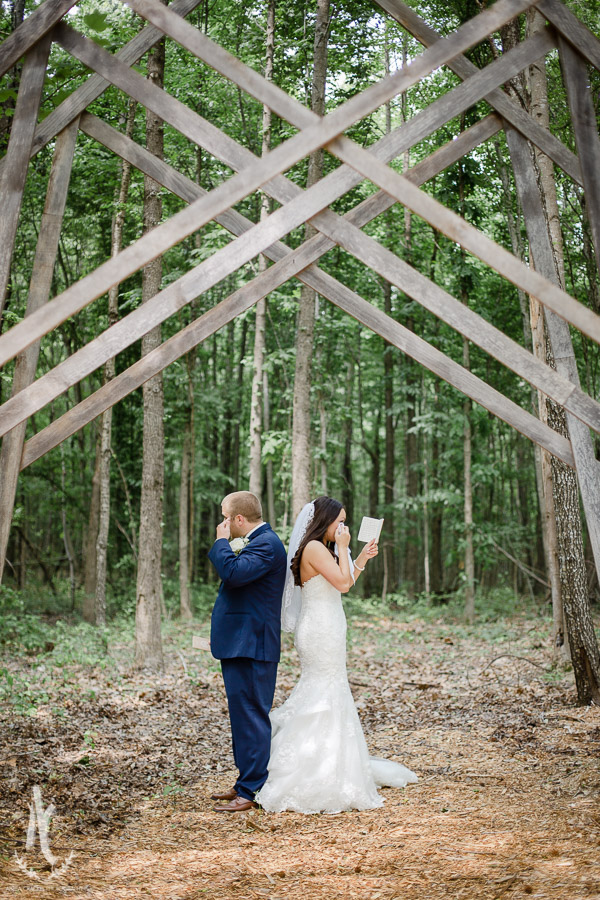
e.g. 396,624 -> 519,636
0,0 -> 599,578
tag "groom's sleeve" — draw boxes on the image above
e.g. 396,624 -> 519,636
208,537 -> 275,587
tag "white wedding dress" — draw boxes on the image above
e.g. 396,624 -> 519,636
256,574 -> 417,814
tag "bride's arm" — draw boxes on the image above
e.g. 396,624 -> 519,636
302,536 -> 377,594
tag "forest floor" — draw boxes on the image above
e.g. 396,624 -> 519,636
0,595 -> 599,900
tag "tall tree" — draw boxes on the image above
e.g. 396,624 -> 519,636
135,24 -> 166,671
291,0 -> 330,518
249,0 -> 275,503
95,98 -> 137,627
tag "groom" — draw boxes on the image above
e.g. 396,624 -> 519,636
208,491 -> 287,812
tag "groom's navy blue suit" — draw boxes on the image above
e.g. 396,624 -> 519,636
209,523 -> 287,801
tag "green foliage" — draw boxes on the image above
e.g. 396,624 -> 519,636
0,0 -> 598,629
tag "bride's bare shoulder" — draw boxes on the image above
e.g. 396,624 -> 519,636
303,540 -> 327,557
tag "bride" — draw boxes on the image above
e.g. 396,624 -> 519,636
256,496 -> 417,814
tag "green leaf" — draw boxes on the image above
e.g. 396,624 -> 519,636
83,11 -> 110,32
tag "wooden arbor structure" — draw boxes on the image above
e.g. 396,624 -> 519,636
0,0 -> 600,587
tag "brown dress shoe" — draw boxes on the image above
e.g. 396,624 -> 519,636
210,787 -> 238,801
213,795 -> 259,813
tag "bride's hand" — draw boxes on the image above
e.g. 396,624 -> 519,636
335,523 -> 351,548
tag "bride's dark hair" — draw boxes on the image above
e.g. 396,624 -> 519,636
290,495 -> 344,586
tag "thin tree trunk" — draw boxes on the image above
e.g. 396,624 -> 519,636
249,0 -> 275,500
463,340 -> 475,623
179,342 -> 195,620
382,30 -> 396,597
179,419 -> 193,620
263,368 -> 276,525
83,430 -> 101,622
96,99 -> 137,627
135,27 -> 165,672
291,0 -> 330,518
459,152 -> 475,623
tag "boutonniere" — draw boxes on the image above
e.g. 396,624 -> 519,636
230,536 -> 250,555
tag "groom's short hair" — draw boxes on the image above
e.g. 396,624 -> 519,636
224,491 -> 262,522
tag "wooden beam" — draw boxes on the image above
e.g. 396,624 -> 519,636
21,245 -> 575,472
0,0 -> 204,179
4,91 -> 598,442
538,0 -> 600,72
315,208 -> 600,435
80,109 -> 502,250
62,15 -> 599,349
559,38 -> 600,280
505,123 -> 600,591
82,114 -> 600,443
373,0 -> 582,185
61,24 -> 516,232
0,0 -> 536,369
326,133 -> 600,344
56,20 -> 535,203
10,107 -> 600,460
0,0 -> 77,78
123,0 -> 539,131
0,34 -> 51,318
0,117 -> 79,583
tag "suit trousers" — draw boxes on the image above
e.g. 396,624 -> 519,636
220,657 -> 278,801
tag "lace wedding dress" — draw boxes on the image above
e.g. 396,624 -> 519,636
256,574 -> 417,814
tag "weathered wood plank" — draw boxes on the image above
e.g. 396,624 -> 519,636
327,133 -> 600,343
64,15 -> 597,350
0,34 -> 51,317
5,108 -> 600,448
0,0 -> 203,180
61,25 -> 513,226
538,0 -> 600,72
123,0 -> 539,133
0,117 -> 79,581
315,206 -> 600,434
0,0 -> 77,78
505,123 -> 600,590
4,94 -> 599,442
20,247 -> 575,471
559,38 -> 600,280
119,0 -> 560,191
374,0 -> 582,185
81,109 -> 502,254
0,26 -> 397,371
0,0 -> 534,369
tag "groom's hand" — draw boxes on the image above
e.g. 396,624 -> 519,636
216,517 -> 231,540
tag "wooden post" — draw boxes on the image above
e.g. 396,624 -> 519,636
0,34 -> 51,317
505,125 -> 600,586
0,0 -> 203,179
0,0 -> 76,78
0,117 -> 79,583
559,39 -> 600,280
374,0 -> 581,184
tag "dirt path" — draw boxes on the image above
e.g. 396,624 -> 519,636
1,607 -> 599,899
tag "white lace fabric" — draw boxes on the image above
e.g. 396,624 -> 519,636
257,574 -> 417,814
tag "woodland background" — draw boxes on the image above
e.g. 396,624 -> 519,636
0,0 -> 599,670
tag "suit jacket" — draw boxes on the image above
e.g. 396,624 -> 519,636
208,523 -> 287,662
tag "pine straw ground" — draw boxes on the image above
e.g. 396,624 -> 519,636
0,601 -> 599,900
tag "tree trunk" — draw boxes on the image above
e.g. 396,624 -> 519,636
179,417 -> 193,620
249,0 -> 275,501
179,342 -> 195,620
291,0 -> 330,518
503,8 -> 600,702
135,29 -> 165,672
96,99 -> 136,627
382,32 -> 396,597
83,431 -> 101,622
